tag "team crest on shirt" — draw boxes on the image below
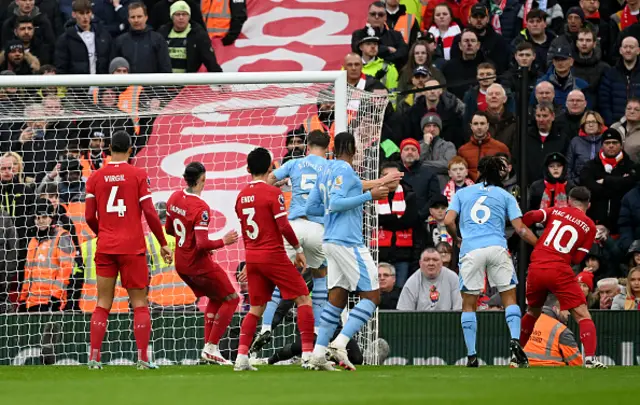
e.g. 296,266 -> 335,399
429,285 -> 440,303
278,194 -> 285,206
334,175 -> 343,189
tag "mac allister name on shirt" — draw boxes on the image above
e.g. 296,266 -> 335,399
551,209 -> 591,233
104,175 -> 125,182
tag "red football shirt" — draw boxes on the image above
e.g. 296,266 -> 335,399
85,161 -> 151,255
235,181 -> 288,264
529,206 -> 597,268
166,189 -> 214,274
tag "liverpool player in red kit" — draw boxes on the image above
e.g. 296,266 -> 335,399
234,147 -> 314,371
85,131 -> 172,370
165,162 -> 240,365
521,186 -> 606,368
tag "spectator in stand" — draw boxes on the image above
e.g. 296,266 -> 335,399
420,0 -> 475,32
149,0 -> 204,31
0,205 -> 16,312
535,44 -> 591,108
13,16 -> 52,65
112,2 -> 171,73
531,81 -> 562,115
358,29 -> 399,94
385,0 -> 420,47
401,78 -> 466,148
511,9 -> 557,72
618,174 -> 640,252
529,152 -> 574,210
524,102 -> 570,185
376,161 -> 419,287
378,263 -> 401,309
351,1 -> 408,69
457,111 -> 510,181
622,241 -> 640,275
54,0 -> 112,75
424,194 -> 452,247
549,7 -> 591,54
611,98 -> 640,162
556,89 -> 587,138
486,83 -> 518,156
396,247 -> 461,311
396,66 -> 429,114
449,4 -> 510,74
462,62 -> 497,123
497,152 -> 519,200
0,70 -> 25,118
443,30 -> 488,99
486,0 -> 521,44
501,42 -> 541,99
418,112 -> 456,190
596,278 -> 620,309
567,110 -> 605,184
443,155 -> 474,203
608,0 -> 640,61
581,129 -> 636,234
580,0 -> 609,63
398,40 -> 446,93
91,0 -> 128,37
0,40 -> 39,75
572,27 -> 608,97
599,36 -> 640,126
57,157 -> 86,204
18,199 -> 75,312
36,65 -> 67,102
200,0 -> 247,45
516,1 -> 565,34
612,267 -> 640,309
157,1 -> 222,73
577,270 -> 595,301
1,0 -> 55,48
435,241 -> 454,270
343,53 -> 381,92
426,3 -> 461,62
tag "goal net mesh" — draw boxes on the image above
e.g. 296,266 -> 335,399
0,79 -> 387,366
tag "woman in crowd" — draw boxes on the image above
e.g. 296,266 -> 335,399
397,40 -> 446,93
611,267 -> 640,310
427,3 -> 460,62
566,111 -> 606,185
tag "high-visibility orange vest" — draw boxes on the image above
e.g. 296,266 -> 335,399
202,0 -> 231,38
92,86 -> 142,135
63,202 -> 95,246
20,227 -> 75,309
393,13 -> 415,44
303,115 -> 336,154
524,313 -> 584,367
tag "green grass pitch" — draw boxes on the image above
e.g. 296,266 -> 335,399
0,366 -> 636,404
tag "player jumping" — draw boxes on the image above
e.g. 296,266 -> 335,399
444,156 -> 538,368
520,186 -> 606,368
85,130 -> 172,370
234,147 -> 315,371
306,131 -> 389,371
165,162 -> 240,365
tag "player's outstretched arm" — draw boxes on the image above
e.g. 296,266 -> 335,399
522,209 -> 546,227
362,170 -> 404,191
511,218 -> 539,246
195,229 -> 237,251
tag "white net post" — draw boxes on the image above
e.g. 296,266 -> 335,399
0,71 -> 387,366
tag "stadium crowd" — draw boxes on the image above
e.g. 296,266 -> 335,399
0,0 -> 640,320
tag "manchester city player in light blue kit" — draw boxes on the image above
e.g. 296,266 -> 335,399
444,156 -> 538,368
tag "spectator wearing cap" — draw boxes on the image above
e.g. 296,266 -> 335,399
358,28 -> 399,95
112,2 -> 172,73
397,247 -> 461,311
581,128 -> 635,234
501,42 -> 542,97
149,0 -> 204,32
351,1 -> 408,69
572,27 -> 609,96
157,0 -> 222,73
511,9 -> 557,71
566,110 -> 605,184
54,0 -> 112,75
343,52 -> 382,92
1,0 -> 56,49
385,0 -> 421,47
612,267 -> 640,310
556,89 -> 587,138
618,174 -> 640,253
0,40 -> 39,74
376,161 -> 419,287
13,15 -> 52,66
57,158 -> 86,204
419,0 -> 476,33
525,103 -> 569,185
426,3 -> 461,61
609,0 -> 640,61
418,112 -> 455,190
81,131 -> 110,173
424,193 -> 452,247
535,44 -> 591,108
549,7 -> 589,53
19,198 -> 75,312
396,65 -> 431,114
457,111 -> 510,181
611,98 -> 640,162
529,152 -> 574,211
577,270 -> 594,298
448,4 -> 510,74
442,30 -> 488,99
598,36 -> 640,126
596,277 -> 621,309
378,263 -> 401,309
443,155 -> 474,203
398,40 -> 446,93
485,83 -> 518,156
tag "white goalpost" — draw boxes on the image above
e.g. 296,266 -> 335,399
0,71 -> 387,366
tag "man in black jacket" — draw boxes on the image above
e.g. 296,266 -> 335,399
157,1 -> 222,73
13,16 -> 52,65
112,2 -> 171,73
54,0 -> 112,75
1,0 -> 55,48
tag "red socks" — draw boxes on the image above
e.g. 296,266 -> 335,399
238,312 -> 259,356
520,313 -> 537,347
90,306 -> 109,362
579,318 -> 597,357
296,304 -> 315,353
204,300 -> 222,343
133,306 -> 151,362
208,297 -> 239,345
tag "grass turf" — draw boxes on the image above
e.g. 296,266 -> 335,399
0,365 -> 634,404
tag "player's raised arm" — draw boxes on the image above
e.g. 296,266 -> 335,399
329,169 -> 388,212
362,170 -> 404,191
268,159 -> 291,185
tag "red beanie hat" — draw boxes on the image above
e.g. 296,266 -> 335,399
576,271 -> 594,292
400,138 -> 421,153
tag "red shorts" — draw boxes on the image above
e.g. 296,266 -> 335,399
95,252 -> 148,290
526,265 -> 586,310
246,261 -> 310,306
178,262 -> 236,301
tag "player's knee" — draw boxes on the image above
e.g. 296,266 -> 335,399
311,267 -> 327,278
571,305 -> 591,322
225,294 -> 240,306
294,294 -> 312,307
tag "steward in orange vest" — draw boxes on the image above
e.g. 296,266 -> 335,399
201,0 -> 247,44
385,1 -> 420,45
524,307 -> 584,367
19,200 -> 75,312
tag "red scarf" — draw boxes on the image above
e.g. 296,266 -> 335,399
599,150 -> 623,173
376,185 -> 406,217
620,6 -> 638,30
490,0 -> 508,34
540,181 -> 568,209
443,178 -> 474,203
585,10 -> 600,20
